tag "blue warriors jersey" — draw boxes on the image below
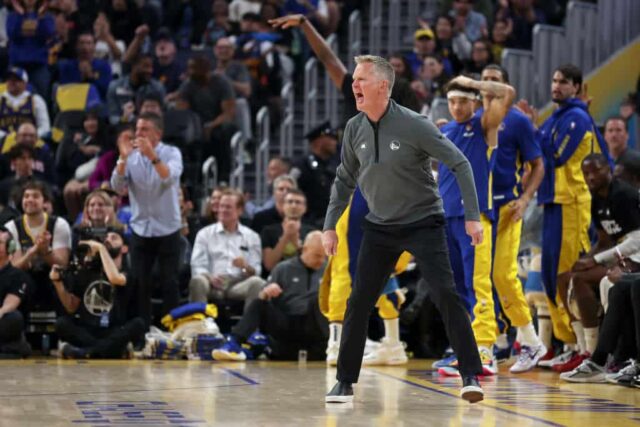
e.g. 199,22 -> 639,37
0,94 -> 34,133
537,98 -> 611,205
488,107 -> 541,206
439,114 -> 497,219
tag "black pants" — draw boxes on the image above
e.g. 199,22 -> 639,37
0,311 -> 24,344
56,316 -> 146,358
337,216 -> 483,383
130,231 -> 181,328
232,298 -> 328,359
592,276 -> 640,365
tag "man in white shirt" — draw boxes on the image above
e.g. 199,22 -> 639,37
0,67 -> 50,141
189,189 -> 265,311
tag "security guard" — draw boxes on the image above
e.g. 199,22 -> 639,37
291,121 -> 339,228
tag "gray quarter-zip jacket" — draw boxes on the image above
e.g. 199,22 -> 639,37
323,99 -> 480,230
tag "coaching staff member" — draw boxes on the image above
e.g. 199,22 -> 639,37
322,55 -> 484,404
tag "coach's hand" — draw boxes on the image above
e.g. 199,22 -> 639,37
322,230 -> 338,256
465,220 -> 483,246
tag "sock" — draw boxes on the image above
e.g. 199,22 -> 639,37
518,323 -> 542,348
571,321 -> 586,354
536,304 -> 553,350
584,327 -> 599,354
329,323 -> 342,346
383,318 -> 400,344
496,333 -> 509,349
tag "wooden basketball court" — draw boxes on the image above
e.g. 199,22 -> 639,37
1,359 -> 639,426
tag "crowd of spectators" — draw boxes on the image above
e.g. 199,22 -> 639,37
0,0 -> 637,367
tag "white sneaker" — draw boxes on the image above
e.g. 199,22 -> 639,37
538,349 -> 574,368
364,338 -> 381,356
510,344 -> 547,373
362,338 -> 408,366
479,346 -> 498,376
326,341 -> 339,366
560,359 -> 606,383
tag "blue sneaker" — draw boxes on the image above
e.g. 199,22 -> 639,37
212,336 -> 248,361
432,353 -> 458,369
246,331 -> 270,359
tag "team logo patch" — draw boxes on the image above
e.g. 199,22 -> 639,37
83,279 -> 114,316
360,143 -> 366,149
499,122 -> 506,131
390,140 -> 400,151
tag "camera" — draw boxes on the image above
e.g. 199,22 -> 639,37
71,226 -> 117,269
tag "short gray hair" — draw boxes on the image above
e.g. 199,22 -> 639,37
354,55 -> 395,96
273,174 -> 297,191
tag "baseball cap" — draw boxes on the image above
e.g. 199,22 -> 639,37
7,67 -> 28,83
414,28 -> 435,40
305,121 -> 337,141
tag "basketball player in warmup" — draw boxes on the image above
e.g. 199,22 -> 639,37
481,65 -> 547,373
323,55 -> 484,404
519,64 -> 611,372
435,74 -> 514,376
270,13 -> 417,367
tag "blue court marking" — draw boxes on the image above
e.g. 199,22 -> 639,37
0,383 -> 254,398
219,368 -> 260,385
372,370 -> 564,427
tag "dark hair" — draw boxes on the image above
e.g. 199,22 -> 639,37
388,52 -> 415,81
241,12 -> 262,23
270,155 -> 292,170
8,143 -> 35,160
618,150 -> 640,181
138,92 -> 164,110
76,31 -> 95,42
21,180 -> 53,203
482,64 -> 509,83
436,14 -> 455,28
133,53 -> 154,67
582,153 -> 610,169
137,111 -> 164,132
555,64 -> 583,93
424,53 -> 445,64
116,123 -> 135,136
604,115 -> 628,132
444,81 -> 480,97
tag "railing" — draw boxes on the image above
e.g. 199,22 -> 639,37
501,48 -> 534,104
348,10 -> 361,71
532,25 -> 565,107
201,156 -> 217,196
303,58 -> 318,136
502,0 -> 640,108
368,0 -> 382,56
325,34 -> 340,128
229,131 -> 245,191
254,106 -> 270,205
387,0 -> 401,54
566,2 -> 598,74
279,82 -> 294,158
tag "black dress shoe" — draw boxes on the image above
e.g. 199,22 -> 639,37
61,343 -> 88,360
325,381 -> 354,403
460,375 -> 484,403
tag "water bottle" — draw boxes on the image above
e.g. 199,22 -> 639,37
41,334 -> 50,356
298,349 -> 307,366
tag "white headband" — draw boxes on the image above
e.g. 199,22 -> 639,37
447,90 -> 477,100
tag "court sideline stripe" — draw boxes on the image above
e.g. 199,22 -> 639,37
220,368 -> 260,385
372,370 -> 565,427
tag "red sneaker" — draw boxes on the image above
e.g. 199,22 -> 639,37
552,352 -> 590,373
539,348 -> 555,362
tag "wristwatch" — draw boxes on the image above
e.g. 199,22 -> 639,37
151,157 -> 161,165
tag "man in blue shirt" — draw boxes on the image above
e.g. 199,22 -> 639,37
57,32 -> 112,101
111,112 -> 183,328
